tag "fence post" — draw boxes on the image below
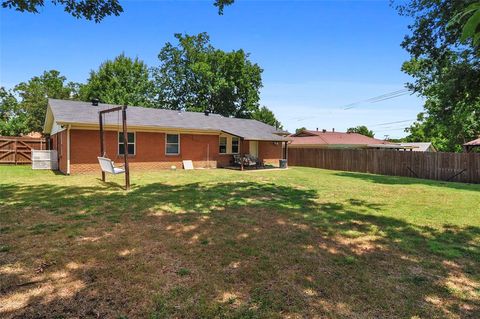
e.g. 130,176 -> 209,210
13,139 -> 17,165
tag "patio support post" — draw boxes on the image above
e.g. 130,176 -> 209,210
121,105 -> 130,190
284,141 -> 288,162
99,112 -> 105,182
66,124 -> 71,175
240,138 -> 244,171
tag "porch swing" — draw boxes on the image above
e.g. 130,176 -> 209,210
97,104 -> 130,190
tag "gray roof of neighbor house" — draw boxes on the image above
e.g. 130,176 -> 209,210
464,138 -> 480,146
46,99 -> 289,141
399,142 -> 436,152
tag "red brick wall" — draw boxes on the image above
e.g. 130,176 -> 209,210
57,129 -> 284,174
69,130 -> 224,173
242,140 -> 250,154
216,154 -> 232,168
258,141 -> 283,166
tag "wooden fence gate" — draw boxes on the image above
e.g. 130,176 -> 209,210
288,148 -> 480,184
0,136 -> 47,164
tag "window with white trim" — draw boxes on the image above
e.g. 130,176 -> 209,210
231,137 -> 239,154
118,132 -> 135,155
166,134 -> 180,155
219,136 -> 227,154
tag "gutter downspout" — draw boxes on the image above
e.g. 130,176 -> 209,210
67,124 -> 71,175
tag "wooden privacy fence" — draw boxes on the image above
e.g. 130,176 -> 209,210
288,148 -> 480,184
0,136 -> 47,164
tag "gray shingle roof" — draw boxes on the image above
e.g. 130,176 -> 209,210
48,99 -> 289,141
399,142 -> 435,152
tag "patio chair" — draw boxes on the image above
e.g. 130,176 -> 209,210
233,154 -> 242,166
97,157 -> 125,175
244,154 -> 265,168
251,155 -> 265,168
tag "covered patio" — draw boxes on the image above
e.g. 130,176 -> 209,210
220,136 -> 289,171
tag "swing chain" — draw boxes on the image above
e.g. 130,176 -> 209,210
100,111 -> 122,157
102,113 -> 107,157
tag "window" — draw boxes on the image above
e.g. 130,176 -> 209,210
219,136 -> 227,154
231,137 -> 239,154
118,132 -> 135,155
166,134 -> 180,155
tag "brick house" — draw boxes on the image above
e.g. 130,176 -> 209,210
44,99 -> 289,174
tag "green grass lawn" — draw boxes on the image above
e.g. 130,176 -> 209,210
1,165 -> 479,318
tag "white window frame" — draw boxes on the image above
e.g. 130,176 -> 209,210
231,137 -> 240,154
219,136 -> 227,154
165,133 -> 180,155
118,131 -> 136,156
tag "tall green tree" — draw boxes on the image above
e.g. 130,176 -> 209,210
452,2 -> 480,46
403,112 -> 450,150
295,127 -> 307,134
2,0 -> 235,22
347,125 -> 375,138
0,87 -> 30,136
80,54 -> 154,106
14,70 -> 76,133
252,106 -> 282,128
152,33 -> 264,118
0,87 -> 17,121
397,0 -> 480,152
2,0 -> 123,22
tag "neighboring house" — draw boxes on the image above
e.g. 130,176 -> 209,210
23,132 -> 43,138
399,142 -> 436,152
44,99 -> 289,175
464,137 -> 480,152
289,129 -> 392,149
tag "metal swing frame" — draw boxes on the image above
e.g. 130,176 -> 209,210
98,105 -> 130,190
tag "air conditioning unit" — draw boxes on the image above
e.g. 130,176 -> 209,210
32,150 -> 58,170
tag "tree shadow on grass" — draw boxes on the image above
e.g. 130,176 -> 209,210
334,171 -> 480,191
0,180 -> 479,318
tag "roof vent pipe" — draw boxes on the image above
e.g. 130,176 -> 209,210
91,98 -> 99,106
332,128 -> 335,132
204,110 -> 210,116
322,129 -> 327,133
316,128 -> 318,131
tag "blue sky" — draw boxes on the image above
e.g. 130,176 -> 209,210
0,0 -> 423,138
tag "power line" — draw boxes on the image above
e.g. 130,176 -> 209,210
369,119 -> 416,127
342,89 -> 407,108
370,92 -> 410,103
342,89 -> 410,110
374,127 -> 410,132
289,89 -> 414,123
293,116 -> 311,122
344,92 -> 409,109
